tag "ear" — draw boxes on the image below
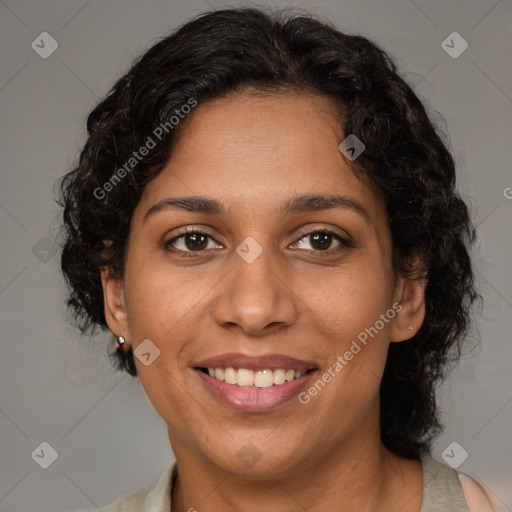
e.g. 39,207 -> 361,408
389,261 -> 427,343
100,267 -> 129,340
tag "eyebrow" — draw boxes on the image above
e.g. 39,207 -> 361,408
143,193 -> 369,222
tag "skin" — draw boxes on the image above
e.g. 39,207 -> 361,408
101,91 -> 435,512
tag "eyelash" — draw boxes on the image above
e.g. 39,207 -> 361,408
163,226 -> 353,258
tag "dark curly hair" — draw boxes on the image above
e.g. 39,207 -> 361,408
56,6 -> 481,460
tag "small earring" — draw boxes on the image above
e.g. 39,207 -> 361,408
408,325 -> 414,330
117,336 -> 126,348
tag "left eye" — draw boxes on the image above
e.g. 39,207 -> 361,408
164,229 -> 349,255
293,231 -> 347,252
165,230 -> 220,253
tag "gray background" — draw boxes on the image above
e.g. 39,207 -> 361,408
0,0 -> 511,511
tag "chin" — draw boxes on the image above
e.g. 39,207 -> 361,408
208,446 -> 307,480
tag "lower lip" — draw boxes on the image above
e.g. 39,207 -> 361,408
195,369 -> 317,412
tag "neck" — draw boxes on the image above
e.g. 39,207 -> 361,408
169,420 -> 423,512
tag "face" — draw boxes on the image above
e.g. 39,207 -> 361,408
102,92 -> 425,477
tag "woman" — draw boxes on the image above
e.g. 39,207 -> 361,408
59,7 -> 496,512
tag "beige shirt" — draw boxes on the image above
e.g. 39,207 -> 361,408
77,451 -> 469,511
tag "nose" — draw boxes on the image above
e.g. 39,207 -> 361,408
213,244 -> 297,336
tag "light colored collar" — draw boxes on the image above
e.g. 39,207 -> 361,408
140,453 -> 469,512
143,460 -> 177,511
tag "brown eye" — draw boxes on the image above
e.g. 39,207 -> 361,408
182,232 -> 208,251
293,230 -> 350,253
165,229 -> 219,254
309,232 -> 334,250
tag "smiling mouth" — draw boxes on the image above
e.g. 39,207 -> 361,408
196,367 -> 317,388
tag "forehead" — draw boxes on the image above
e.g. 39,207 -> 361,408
136,92 -> 386,224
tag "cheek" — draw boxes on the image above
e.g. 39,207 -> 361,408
124,260 -> 204,338
299,255 -> 395,343
122,258 -> 220,397
123,264 -> 196,420
298,265 -> 394,427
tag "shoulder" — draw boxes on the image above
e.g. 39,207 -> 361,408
457,473 -> 496,512
73,464 -> 172,512
74,485 -> 150,512
420,451 -> 498,512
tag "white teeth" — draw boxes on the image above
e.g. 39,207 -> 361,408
205,367 -> 309,387
237,368 -> 254,386
224,367 -> 237,385
273,369 -> 286,385
254,369 -> 274,388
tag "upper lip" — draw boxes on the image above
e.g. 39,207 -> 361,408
193,352 -> 318,372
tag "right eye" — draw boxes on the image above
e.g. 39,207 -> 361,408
164,228 -> 223,255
